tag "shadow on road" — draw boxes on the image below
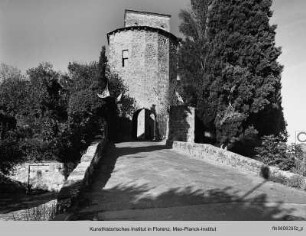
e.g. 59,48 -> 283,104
67,143 -> 306,221
80,142 -> 169,192
114,144 -> 169,157
72,151 -> 305,221
73,183 -> 305,221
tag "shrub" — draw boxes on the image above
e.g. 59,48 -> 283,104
0,49 -> 132,171
0,131 -> 24,175
268,174 -> 288,186
255,135 -> 296,171
268,174 -> 305,190
67,89 -> 106,144
293,159 -> 306,177
286,175 -> 305,189
255,135 -> 306,190
288,144 -> 306,177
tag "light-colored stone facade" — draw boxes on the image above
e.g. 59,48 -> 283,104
107,10 -> 179,139
9,162 -> 65,192
125,10 -> 171,32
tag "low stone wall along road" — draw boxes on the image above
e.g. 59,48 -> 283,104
70,142 -> 306,221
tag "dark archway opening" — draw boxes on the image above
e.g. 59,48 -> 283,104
132,109 -> 156,140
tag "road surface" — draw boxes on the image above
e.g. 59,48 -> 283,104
70,141 -> 306,221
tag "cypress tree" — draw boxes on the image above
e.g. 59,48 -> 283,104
179,0 -> 286,155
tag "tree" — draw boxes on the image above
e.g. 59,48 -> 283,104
0,45 -> 135,169
0,75 -> 28,117
0,63 -> 23,84
14,63 -> 67,161
67,62 -> 99,94
0,64 -> 26,173
65,47 -> 113,144
255,135 -> 305,173
97,46 -> 108,89
178,0 -> 216,143
179,0 -> 286,155
26,63 -> 66,120
0,131 -> 23,174
178,0 -> 211,106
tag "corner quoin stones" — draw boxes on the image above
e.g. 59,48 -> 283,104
107,10 -> 179,138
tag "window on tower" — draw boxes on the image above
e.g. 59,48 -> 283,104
122,49 -> 129,67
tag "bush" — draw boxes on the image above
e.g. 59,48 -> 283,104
288,144 -> 306,177
268,174 -> 288,186
0,131 -> 24,175
0,49 -> 132,171
293,159 -> 306,177
255,135 -> 296,171
287,175 -> 305,189
255,135 -> 306,180
269,174 -> 305,190
68,89 -> 106,143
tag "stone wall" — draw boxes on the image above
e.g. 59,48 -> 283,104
172,141 -> 306,188
9,162 -> 65,192
168,106 -> 195,143
56,139 -> 107,214
3,199 -> 57,221
108,28 -> 178,138
125,10 -> 171,32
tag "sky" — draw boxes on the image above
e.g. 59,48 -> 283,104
0,0 -> 305,143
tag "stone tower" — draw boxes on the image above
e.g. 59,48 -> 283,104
107,10 -> 179,140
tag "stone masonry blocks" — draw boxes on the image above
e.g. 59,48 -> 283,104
125,10 -> 171,32
108,28 -> 178,138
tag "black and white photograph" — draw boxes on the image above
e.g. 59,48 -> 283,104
0,0 -> 306,234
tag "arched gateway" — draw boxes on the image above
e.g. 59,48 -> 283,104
132,108 -> 156,140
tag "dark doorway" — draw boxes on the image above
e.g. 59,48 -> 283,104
132,109 -> 156,140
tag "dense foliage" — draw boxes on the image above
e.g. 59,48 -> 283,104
0,63 -> 71,170
255,135 -> 306,176
0,131 -> 23,175
0,63 -> 23,84
0,46 -> 131,174
179,0 -> 286,156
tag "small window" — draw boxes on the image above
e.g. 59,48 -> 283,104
122,49 -> 129,67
